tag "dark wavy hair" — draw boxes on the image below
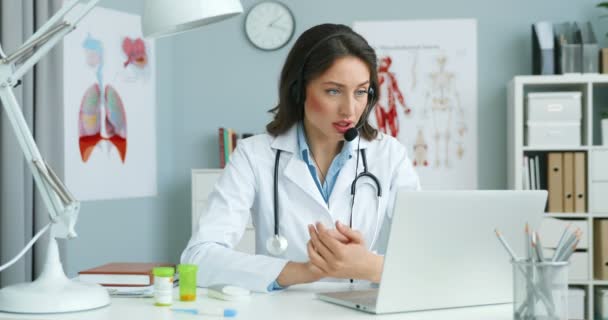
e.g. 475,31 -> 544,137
266,23 -> 379,140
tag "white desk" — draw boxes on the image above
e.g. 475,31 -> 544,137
0,283 -> 514,320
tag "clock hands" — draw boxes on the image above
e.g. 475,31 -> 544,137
267,14 -> 283,27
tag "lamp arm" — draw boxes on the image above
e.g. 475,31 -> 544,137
18,0 -> 80,53
0,85 -> 79,239
0,0 -> 103,239
2,0 -> 101,84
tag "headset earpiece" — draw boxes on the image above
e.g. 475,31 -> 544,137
290,80 -> 302,105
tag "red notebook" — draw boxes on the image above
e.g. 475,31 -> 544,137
78,262 -> 173,287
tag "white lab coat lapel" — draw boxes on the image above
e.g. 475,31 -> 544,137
270,126 -> 328,213
329,137 -> 382,245
328,137 -> 369,214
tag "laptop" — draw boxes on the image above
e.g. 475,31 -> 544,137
316,190 -> 547,314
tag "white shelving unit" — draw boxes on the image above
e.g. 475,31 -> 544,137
191,168 -> 256,254
508,74 -> 608,319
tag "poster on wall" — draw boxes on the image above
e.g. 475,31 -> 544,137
354,19 -> 477,189
63,6 -> 157,200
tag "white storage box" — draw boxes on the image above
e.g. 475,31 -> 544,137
595,288 -> 608,320
526,92 -> 582,123
568,287 -> 586,320
591,182 -> 608,213
526,122 -> 581,146
591,150 -> 608,181
539,217 -> 588,249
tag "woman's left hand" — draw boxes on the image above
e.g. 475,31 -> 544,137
307,221 -> 383,282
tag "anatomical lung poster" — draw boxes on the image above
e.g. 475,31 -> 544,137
63,5 -> 156,200
354,19 -> 477,189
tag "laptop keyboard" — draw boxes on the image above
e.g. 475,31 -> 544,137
323,289 -> 378,306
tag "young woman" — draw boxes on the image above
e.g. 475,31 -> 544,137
181,23 -> 419,292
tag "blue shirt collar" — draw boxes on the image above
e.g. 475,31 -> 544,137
297,122 -> 352,163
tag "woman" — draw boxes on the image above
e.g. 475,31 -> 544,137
181,24 -> 419,292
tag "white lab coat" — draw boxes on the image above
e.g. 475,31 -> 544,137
181,125 -> 420,292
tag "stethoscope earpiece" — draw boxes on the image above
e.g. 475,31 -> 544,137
266,234 -> 288,256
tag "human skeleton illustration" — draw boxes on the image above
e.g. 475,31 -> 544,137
423,55 -> 467,168
412,128 -> 429,167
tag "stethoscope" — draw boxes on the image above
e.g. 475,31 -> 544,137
265,134 -> 383,256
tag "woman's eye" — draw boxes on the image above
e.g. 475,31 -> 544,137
326,89 -> 340,95
356,89 -> 368,96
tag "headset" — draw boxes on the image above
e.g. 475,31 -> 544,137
266,32 -> 383,256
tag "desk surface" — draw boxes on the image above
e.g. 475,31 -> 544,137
0,283 -> 513,320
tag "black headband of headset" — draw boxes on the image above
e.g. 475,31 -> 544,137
291,32 -> 376,105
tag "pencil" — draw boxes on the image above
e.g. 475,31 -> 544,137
495,229 -> 519,260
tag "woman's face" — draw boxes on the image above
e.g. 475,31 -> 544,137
303,56 -> 371,144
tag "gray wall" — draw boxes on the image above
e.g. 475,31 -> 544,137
64,0 -> 601,275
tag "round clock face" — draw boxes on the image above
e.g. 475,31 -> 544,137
245,2 -> 295,51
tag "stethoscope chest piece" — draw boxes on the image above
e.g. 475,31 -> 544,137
266,234 -> 288,256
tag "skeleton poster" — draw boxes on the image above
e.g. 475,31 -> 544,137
63,6 -> 157,200
354,19 -> 477,189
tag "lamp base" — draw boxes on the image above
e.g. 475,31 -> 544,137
0,238 -> 110,313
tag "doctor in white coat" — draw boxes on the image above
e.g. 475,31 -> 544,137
181,24 -> 420,293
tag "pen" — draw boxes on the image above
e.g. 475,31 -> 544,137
172,307 -> 238,318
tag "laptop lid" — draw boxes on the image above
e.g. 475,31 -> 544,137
373,190 -> 546,314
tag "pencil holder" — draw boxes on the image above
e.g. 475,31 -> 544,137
512,259 -> 569,320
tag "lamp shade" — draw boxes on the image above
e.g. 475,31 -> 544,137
142,0 -> 243,38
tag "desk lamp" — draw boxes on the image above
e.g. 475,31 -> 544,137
0,0 -> 242,313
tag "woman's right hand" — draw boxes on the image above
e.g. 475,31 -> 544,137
275,224 -> 350,287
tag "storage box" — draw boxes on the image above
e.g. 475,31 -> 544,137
526,92 -> 582,122
595,288 -> 608,320
539,218 -> 588,249
526,122 -> 581,146
591,150 -> 608,181
591,182 -> 608,213
569,287 -> 586,320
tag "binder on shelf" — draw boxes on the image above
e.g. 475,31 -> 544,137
523,156 -> 530,190
529,157 -> 537,190
594,219 -> 608,280
534,155 -> 541,190
573,152 -> 586,212
218,128 -> 226,168
218,127 -> 240,168
223,128 -> 230,167
562,152 -> 574,212
547,152 -> 564,212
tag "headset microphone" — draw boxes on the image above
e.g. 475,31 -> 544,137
344,128 -> 358,142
